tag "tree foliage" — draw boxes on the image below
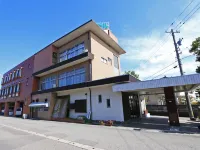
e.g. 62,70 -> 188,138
189,37 -> 200,73
124,70 -> 139,79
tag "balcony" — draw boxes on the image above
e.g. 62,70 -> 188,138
33,52 -> 94,77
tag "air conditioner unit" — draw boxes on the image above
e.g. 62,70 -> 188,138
8,95 -> 11,97
16,93 -> 19,97
53,84 -> 57,88
12,94 -> 15,97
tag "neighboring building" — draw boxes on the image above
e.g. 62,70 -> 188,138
0,56 -> 35,116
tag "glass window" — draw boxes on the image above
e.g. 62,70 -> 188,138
58,73 -> 66,87
101,57 -> 107,64
60,43 -> 85,62
16,84 -> 20,93
12,71 -> 15,80
114,55 -> 119,69
19,68 -> 22,77
107,99 -> 111,108
9,86 -> 12,95
59,51 -> 68,62
98,95 -> 102,103
13,85 -> 16,94
41,75 -> 56,90
15,70 -> 19,78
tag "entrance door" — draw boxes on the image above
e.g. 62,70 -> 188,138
32,108 -> 38,118
122,93 -> 140,121
129,94 -> 140,118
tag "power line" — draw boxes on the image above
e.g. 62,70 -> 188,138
145,54 -> 193,80
178,5 -> 200,29
141,34 -> 171,66
176,1 -> 200,29
152,66 -> 178,80
166,0 -> 195,31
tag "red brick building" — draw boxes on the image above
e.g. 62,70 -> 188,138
0,56 -> 35,116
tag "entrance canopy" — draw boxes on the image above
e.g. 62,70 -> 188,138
112,74 -> 200,94
29,102 -> 49,108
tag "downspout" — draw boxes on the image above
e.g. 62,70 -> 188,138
89,88 -> 92,120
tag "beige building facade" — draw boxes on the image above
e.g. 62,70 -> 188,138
30,20 -> 127,120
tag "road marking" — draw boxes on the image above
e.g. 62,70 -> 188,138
0,124 -> 104,150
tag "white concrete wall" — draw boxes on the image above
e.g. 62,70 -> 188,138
91,85 -> 124,121
57,85 -> 124,121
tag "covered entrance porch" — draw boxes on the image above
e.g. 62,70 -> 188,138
113,74 -> 200,126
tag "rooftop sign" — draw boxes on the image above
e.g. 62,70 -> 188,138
97,22 -> 110,30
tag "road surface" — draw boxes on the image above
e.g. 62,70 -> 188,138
0,116 -> 200,150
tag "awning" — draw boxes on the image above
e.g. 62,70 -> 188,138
112,74 -> 200,93
29,102 -> 49,108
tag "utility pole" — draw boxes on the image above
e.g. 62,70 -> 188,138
166,29 -> 194,120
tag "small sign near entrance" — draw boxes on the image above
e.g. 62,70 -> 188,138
97,22 -> 110,30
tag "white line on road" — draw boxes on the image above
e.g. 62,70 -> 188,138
0,124 -> 105,150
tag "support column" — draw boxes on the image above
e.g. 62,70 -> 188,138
14,101 -> 20,116
164,87 -> 180,126
4,102 -> 9,116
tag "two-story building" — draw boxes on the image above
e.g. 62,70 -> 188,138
0,20 -> 139,122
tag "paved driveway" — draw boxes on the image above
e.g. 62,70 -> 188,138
0,116 -> 200,150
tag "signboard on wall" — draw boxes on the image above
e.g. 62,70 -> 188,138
97,22 -> 110,30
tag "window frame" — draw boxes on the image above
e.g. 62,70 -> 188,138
113,55 -> 119,69
107,99 -> 111,108
98,95 -> 102,103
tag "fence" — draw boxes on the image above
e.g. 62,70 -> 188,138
146,105 -> 200,117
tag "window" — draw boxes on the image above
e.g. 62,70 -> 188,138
108,57 -> 112,65
41,76 -> 56,90
74,68 -> 85,84
114,55 -> 119,69
58,72 -> 66,87
58,68 -> 85,87
8,73 -> 12,81
16,84 -> 20,93
12,71 -> 15,80
107,99 -> 111,108
98,95 -> 102,103
75,100 -> 87,113
59,43 -> 85,62
9,86 -> 13,95
19,68 -> 22,77
59,51 -> 68,62
15,70 -> 19,78
101,57 -> 107,64
13,85 -> 16,94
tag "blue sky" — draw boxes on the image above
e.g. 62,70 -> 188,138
0,0 -> 199,79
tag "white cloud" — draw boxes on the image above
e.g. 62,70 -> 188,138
120,11 -> 200,80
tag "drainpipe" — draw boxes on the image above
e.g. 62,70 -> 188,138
89,88 -> 92,120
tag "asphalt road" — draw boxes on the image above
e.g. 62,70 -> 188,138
0,116 -> 200,150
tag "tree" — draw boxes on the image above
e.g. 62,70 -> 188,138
189,37 -> 200,73
124,70 -> 139,79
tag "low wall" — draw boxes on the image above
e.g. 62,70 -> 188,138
146,105 -> 200,117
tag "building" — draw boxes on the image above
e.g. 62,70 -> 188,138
0,56 -> 36,116
0,20 -> 135,121
30,20 -> 130,121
